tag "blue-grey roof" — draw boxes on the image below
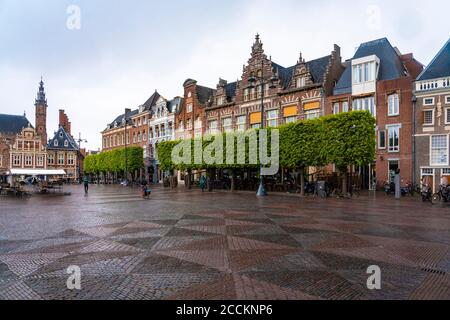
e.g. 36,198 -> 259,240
272,55 -> 331,89
48,126 -> 79,151
417,38 -> 450,81
168,97 -> 183,113
225,82 -> 237,99
0,114 -> 32,135
334,38 -> 407,95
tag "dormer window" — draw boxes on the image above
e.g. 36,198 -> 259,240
54,140 -> 58,147
353,62 -> 375,84
59,132 -> 63,138
64,140 -> 69,147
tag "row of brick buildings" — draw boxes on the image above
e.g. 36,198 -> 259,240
0,79 -> 84,183
101,35 -> 450,191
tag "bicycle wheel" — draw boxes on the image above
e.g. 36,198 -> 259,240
431,193 -> 441,205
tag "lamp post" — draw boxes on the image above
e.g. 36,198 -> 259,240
123,109 -> 136,185
247,59 -> 278,197
76,132 -> 88,183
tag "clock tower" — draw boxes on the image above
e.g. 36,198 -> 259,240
35,77 -> 48,145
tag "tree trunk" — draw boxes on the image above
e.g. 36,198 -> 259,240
230,170 -> 236,192
300,167 -> 305,197
341,167 -> 348,195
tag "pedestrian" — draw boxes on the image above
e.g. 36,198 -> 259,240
141,181 -> 151,199
83,175 -> 89,194
199,175 -> 207,192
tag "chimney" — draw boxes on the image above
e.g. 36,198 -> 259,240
58,109 -> 72,135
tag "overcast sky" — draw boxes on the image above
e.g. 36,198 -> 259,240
0,0 -> 449,150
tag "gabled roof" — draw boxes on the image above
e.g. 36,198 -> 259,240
142,91 -> 161,110
334,38 -> 407,95
196,85 -> 215,104
271,55 -> 332,89
417,38 -> 450,81
168,97 -> 183,113
0,114 -> 32,136
48,126 -> 79,151
225,82 -> 237,98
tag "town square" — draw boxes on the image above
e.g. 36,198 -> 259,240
1,0 -> 450,303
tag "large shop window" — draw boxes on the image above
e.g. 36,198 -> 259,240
352,97 -> 376,117
431,135 -> 449,165
387,125 -> 400,152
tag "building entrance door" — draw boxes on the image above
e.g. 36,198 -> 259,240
388,160 -> 399,183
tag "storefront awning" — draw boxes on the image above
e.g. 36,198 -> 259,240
7,169 -> 66,176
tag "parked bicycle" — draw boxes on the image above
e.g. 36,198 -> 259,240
432,184 -> 450,205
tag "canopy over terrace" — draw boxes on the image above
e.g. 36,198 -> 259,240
7,169 -> 66,176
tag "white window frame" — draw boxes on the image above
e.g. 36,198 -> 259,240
13,154 -> 21,166
442,168 -> 450,175
285,116 -> 297,124
378,130 -> 386,149
24,154 -> 33,167
36,155 -> 44,167
48,154 -> 54,165
222,117 -> 233,133
423,97 -> 435,106
333,103 -> 340,115
430,135 -> 449,166
58,154 -> 65,165
446,96 -> 450,104
424,109 -> 435,126
266,110 -> 278,127
67,154 -> 74,165
352,97 -> 376,117
387,124 -> 401,153
236,116 -> 246,131
305,110 -> 321,120
445,108 -> 450,125
186,103 -> 193,113
208,120 -> 218,135
388,93 -> 399,116
342,101 -> 349,113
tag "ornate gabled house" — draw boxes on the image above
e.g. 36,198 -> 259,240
148,94 -> 181,182
47,110 -> 80,182
414,38 -> 450,192
0,114 -> 33,181
205,34 -> 344,134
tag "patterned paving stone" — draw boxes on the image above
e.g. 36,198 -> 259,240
1,185 -> 449,300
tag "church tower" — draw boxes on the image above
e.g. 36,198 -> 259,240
35,77 -> 48,145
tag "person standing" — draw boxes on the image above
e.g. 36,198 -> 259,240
83,175 -> 89,194
199,175 -> 207,192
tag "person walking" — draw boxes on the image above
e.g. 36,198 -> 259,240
83,175 -> 89,194
199,175 -> 207,192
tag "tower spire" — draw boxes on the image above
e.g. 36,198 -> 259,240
36,77 -> 47,105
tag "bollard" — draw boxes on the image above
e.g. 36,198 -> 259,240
394,169 -> 401,200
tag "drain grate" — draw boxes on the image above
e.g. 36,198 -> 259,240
421,267 -> 447,275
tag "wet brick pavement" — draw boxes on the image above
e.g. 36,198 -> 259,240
0,185 -> 449,300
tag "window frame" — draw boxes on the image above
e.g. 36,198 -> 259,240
423,97 -> 435,106
378,130 -> 386,149
446,96 -> 450,104
387,93 -> 399,116
333,103 -> 340,115
266,110 -> 278,127
445,108 -> 450,125
387,124 -> 401,153
236,115 -> 246,131
423,109 -> 435,126
430,134 -> 449,166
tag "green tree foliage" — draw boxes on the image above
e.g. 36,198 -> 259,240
83,147 -> 144,175
157,111 -> 376,172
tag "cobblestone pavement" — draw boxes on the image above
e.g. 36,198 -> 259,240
0,185 -> 449,300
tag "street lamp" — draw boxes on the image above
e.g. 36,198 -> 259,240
76,133 -> 88,183
124,109 -> 137,185
247,60 -> 278,197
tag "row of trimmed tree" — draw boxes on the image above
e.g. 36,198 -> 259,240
157,111 -> 376,195
83,147 -> 144,183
